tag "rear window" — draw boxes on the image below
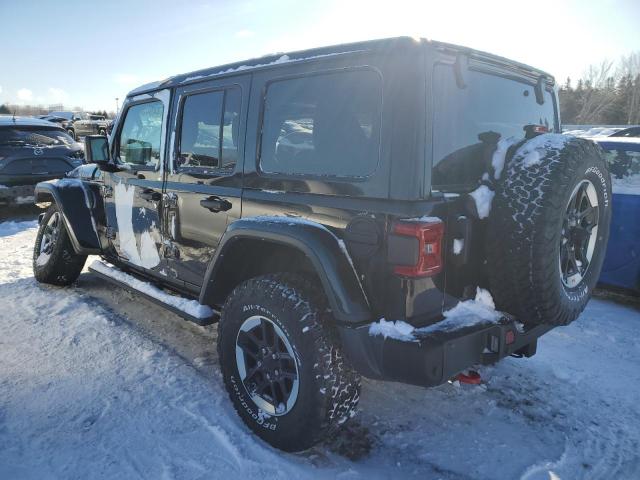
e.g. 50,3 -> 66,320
432,65 -> 556,191
259,69 -> 382,178
0,127 -> 74,146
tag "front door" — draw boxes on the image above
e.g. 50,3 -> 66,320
103,92 -> 171,280
162,77 -> 248,290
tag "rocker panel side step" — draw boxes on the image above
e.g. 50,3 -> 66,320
88,260 -> 219,326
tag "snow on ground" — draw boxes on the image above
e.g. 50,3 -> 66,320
1,218 -> 640,479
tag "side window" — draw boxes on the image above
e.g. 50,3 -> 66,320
177,87 -> 241,173
118,101 -> 164,169
602,147 -> 640,181
259,69 -> 382,178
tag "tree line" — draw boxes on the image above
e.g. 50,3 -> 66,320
559,51 -> 640,125
0,103 -> 114,118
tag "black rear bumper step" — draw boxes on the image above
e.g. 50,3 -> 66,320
338,319 -> 553,387
88,262 -> 219,326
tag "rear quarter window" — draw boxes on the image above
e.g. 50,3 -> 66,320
431,64 -> 556,191
259,68 -> 382,178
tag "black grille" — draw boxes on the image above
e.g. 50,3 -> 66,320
2,158 -> 72,175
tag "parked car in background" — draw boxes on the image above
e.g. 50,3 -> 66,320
562,125 -> 640,138
48,111 -> 110,140
609,126 -> 640,138
0,116 -> 84,206
594,137 -> 640,293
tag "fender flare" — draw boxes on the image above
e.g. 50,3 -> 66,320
199,216 -> 372,325
35,179 -> 102,255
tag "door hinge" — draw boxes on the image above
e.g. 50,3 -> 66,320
163,243 -> 180,259
163,192 -> 178,209
105,226 -> 116,240
101,185 -> 113,198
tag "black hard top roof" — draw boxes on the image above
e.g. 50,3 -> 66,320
127,36 -> 555,97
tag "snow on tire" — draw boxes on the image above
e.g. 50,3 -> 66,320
33,204 -> 87,286
217,273 -> 361,452
486,134 -> 612,327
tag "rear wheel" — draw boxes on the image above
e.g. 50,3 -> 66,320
217,274 -> 361,452
33,205 -> 87,286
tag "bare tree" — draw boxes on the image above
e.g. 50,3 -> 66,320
575,60 -> 616,124
618,52 -> 640,124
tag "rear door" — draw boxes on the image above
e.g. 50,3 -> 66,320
162,76 -> 248,290
102,91 -> 171,280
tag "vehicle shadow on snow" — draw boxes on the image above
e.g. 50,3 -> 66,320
71,271 -> 639,477
76,271 -> 377,460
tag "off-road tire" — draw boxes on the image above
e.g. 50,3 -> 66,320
33,205 -> 87,286
217,273 -> 361,452
487,135 -> 612,326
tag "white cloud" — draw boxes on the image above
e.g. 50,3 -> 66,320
17,88 -> 33,101
0,85 -> 3,94
48,87 -> 69,103
235,29 -> 255,38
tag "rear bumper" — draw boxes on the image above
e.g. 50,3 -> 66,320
338,318 -> 553,387
0,184 -> 36,205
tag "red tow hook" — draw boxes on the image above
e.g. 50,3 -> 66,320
455,370 -> 481,385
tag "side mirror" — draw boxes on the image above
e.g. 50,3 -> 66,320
84,135 -> 120,171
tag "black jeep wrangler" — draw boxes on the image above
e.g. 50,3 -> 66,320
32,37 -> 611,452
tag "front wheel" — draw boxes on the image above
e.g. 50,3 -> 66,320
33,205 -> 87,286
217,274 -> 361,452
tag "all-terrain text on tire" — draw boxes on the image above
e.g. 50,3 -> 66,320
218,274 -> 360,451
32,37 -> 616,451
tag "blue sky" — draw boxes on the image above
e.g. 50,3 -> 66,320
1,0 -> 639,111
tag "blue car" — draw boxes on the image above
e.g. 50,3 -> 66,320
594,137 -> 640,293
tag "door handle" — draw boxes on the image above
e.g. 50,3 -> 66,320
139,188 -> 162,202
200,196 -> 232,213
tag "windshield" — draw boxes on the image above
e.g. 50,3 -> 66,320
0,127 -> 76,147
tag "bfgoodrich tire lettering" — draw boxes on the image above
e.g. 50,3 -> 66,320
486,135 -> 612,326
217,274 -> 361,452
33,205 -> 87,286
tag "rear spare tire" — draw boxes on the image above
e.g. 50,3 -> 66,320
486,134 -> 612,326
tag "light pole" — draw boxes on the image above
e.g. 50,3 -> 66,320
115,97 -> 119,116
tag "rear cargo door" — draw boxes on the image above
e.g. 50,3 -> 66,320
429,57 -> 557,308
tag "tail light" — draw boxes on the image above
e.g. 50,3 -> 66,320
391,220 -> 444,277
